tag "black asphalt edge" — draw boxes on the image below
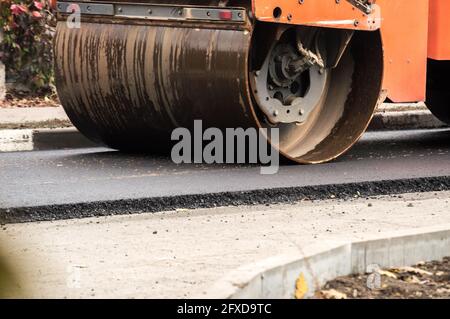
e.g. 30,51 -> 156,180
1,176 -> 449,224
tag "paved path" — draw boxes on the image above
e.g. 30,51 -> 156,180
1,191 -> 449,298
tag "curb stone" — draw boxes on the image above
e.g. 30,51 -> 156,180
0,128 -> 97,152
368,110 -> 447,131
0,108 -> 448,152
205,224 -> 450,299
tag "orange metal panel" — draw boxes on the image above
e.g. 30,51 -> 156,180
252,0 -> 428,102
378,0 -> 428,102
428,0 -> 450,60
252,0 -> 381,31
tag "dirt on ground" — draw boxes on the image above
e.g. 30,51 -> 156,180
0,119 -> 72,130
0,86 -> 60,108
0,96 -> 60,108
2,98 -> 60,109
316,257 -> 450,299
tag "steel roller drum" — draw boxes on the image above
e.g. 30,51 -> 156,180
54,11 -> 383,163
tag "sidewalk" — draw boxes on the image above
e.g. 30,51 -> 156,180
1,191 -> 449,298
0,106 -> 71,129
0,103 -> 448,152
1,103 -> 447,130
0,106 -> 95,151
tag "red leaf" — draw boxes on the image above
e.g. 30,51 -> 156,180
34,1 -> 44,10
10,4 -> 28,15
31,11 -> 43,19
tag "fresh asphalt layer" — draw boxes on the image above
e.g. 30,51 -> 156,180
0,128 -> 449,223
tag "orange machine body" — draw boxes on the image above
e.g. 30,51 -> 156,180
252,0 -> 449,103
428,0 -> 450,60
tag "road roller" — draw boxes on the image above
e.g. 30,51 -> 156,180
53,0 -> 450,164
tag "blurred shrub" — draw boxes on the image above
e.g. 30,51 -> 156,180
0,1 -> 56,94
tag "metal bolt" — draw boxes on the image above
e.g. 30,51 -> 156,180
287,14 -> 293,21
118,7 -> 122,13
299,109 -> 304,115
273,110 -> 279,117
148,9 -> 152,14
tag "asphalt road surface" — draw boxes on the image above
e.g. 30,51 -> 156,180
0,129 -> 449,223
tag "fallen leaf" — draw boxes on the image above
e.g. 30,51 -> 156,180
320,289 -> 347,299
378,270 -> 397,279
404,275 -> 421,284
391,266 -> 433,276
294,273 -> 308,299
436,288 -> 450,294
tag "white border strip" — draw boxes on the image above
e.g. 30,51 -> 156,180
0,129 -> 33,152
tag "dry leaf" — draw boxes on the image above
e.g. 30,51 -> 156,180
404,275 -> 421,284
436,288 -> 450,294
378,270 -> 397,279
320,289 -> 347,299
391,266 -> 433,276
295,273 -> 308,299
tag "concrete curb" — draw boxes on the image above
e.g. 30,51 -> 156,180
205,224 -> 450,299
0,106 -> 448,152
0,128 -> 97,152
368,110 -> 448,131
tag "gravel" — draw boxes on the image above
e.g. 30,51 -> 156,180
317,257 -> 450,299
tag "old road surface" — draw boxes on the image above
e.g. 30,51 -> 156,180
0,128 -> 449,223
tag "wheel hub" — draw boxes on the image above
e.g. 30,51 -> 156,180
250,37 -> 328,124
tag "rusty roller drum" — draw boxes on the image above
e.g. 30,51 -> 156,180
54,22 -> 254,152
54,13 -> 383,163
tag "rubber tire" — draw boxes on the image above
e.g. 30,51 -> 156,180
426,59 -> 450,124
